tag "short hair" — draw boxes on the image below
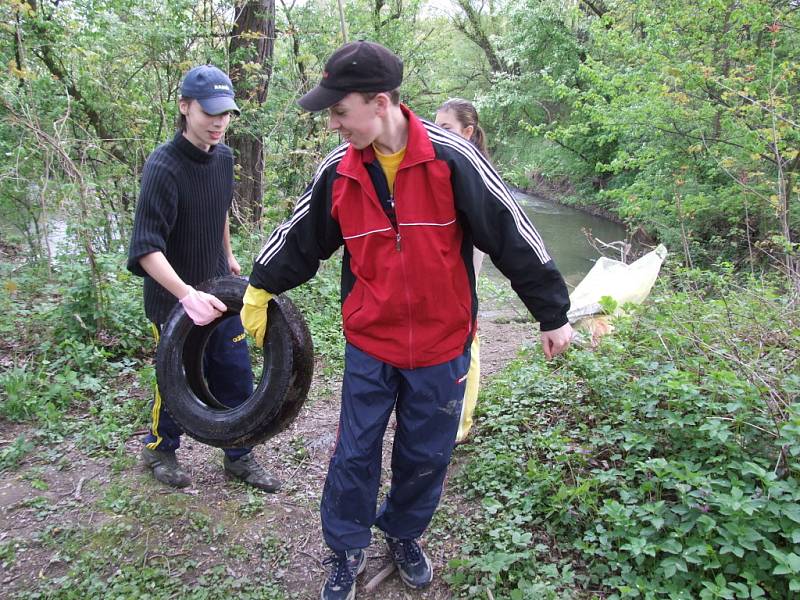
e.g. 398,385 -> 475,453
359,89 -> 401,105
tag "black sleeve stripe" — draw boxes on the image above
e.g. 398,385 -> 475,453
423,121 -> 551,264
254,144 -> 348,266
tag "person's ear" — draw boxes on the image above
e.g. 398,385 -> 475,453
463,125 -> 475,140
179,99 -> 191,116
374,93 -> 390,116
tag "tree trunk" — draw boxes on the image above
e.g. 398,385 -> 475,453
454,0 -> 510,74
228,0 -> 275,225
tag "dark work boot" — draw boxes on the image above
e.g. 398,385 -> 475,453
141,447 -> 191,488
320,549 -> 366,600
223,453 -> 281,492
385,536 -> 433,589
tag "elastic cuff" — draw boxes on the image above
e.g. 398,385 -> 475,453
539,315 -> 569,332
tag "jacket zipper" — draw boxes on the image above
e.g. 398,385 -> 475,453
392,187 -> 413,366
397,224 -> 414,367
390,195 -> 402,251
362,162 -> 414,363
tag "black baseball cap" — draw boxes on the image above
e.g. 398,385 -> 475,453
180,65 -> 241,116
298,41 -> 404,112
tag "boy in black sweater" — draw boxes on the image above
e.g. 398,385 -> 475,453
127,65 -> 279,492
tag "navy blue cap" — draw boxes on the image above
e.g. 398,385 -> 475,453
180,65 -> 240,115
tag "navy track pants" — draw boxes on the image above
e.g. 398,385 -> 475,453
321,343 -> 470,551
144,316 -> 254,459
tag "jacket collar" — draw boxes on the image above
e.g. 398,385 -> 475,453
337,104 -> 435,177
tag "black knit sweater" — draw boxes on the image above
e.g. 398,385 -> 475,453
127,132 -> 234,324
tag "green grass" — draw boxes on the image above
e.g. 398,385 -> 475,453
442,267 -> 800,599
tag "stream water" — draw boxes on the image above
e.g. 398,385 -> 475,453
483,190 -> 628,289
37,190 -> 626,291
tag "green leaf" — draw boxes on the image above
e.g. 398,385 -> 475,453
783,505 -> 800,524
482,497 -> 503,515
787,552 -> 800,573
660,538 -> 683,554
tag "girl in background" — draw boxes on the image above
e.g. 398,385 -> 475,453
435,98 -> 488,444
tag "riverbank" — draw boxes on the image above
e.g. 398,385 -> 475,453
510,176 -> 624,225
510,176 -> 664,259
495,186 -> 629,286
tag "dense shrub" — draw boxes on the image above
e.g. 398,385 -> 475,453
448,268 -> 800,598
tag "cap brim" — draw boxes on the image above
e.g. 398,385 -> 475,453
298,85 -> 348,112
198,96 -> 241,116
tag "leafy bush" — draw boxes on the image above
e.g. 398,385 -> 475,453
448,268 -> 800,598
0,339 -> 104,422
1,252 -> 149,453
52,253 -> 149,358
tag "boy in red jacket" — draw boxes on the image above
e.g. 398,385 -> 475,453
241,42 -> 572,599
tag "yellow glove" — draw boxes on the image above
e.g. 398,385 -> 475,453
241,285 -> 274,348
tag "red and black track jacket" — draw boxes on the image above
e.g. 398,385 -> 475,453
250,105 -> 569,369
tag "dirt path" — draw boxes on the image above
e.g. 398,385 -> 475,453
0,303 -> 533,598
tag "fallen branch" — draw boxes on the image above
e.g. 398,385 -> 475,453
73,477 -> 87,500
298,550 -> 323,568
364,562 -> 396,592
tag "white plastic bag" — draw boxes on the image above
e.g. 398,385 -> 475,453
568,244 -> 668,324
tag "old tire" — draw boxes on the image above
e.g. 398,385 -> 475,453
156,276 -> 314,448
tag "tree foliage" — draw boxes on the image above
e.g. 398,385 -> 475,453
1,0 -> 797,280
473,0 -> 799,276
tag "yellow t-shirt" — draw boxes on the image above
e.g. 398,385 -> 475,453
373,144 -> 406,195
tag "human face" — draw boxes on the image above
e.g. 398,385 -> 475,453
180,99 -> 232,151
435,109 -> 473,141
327,93 -> 382,150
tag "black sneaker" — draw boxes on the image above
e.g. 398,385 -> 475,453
141,447 -> 191,488
385,536 -> 433,589
320,549 -> 366,600
223,453 -> 282,492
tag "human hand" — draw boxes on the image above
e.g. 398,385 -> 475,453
179,287 -> 227,326
228,254 -> 241,276
541,322 -> 573,360
240,285 -> 274,348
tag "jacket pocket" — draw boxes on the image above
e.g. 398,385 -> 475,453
342,285 -> 365,328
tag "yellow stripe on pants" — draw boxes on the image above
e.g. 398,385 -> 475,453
145,323 -> 165,450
